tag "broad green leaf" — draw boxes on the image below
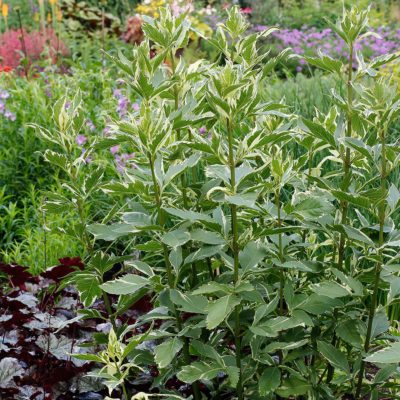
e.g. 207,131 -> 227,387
154,337 -> 183,369
100,274 -> 149,295
298,294 -> 342,315
259,367 -> 281,395
275,376 -> 311,397
190,229 -> 226,245
184,245 -> 224,265
317,341 -> 350,373
164,207 -> 214,223
310,281 -> 352,298
170,290 -> 208,314
239,241 -> 266,271
177,361 -> 221,383
161,229 -> 191,247
206,295 -> 240,330
365,342 -> 400,364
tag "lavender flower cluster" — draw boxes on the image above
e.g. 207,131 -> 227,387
73,87 -> 140,173
254,25 -> 400,72
0,89 -> 16,121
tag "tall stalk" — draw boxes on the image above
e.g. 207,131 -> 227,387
227,117 -> 243,400
327,42 -> 354,384
337,42 -> 354,271
148,152 -> 201,400
275,187 -> 284,316
355,128 -> 387,398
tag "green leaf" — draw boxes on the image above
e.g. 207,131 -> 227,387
331,190 -> 371,210
298,294 -> 342,315
190,229 -> 226,245
185,245 -> 224,265
206,295 -> 240,330
71,272 -> 102,307
154,337 -> 183,369
170,290 -> 208,314
301,118 -> 336,147
100,274 -> 149,295
177,361 -> 221,383
226,366 -> 240,388
259,367 -> 281,395
303,52 -> 343,74
275,376 -> 311,396
310,281 -> 352,298
239,241 -> 266,271
317,341 -> 350,373
365,342 -> 400,364
291,196 -> 333,219
161,229 -> 191,247
164,207 -> 214,223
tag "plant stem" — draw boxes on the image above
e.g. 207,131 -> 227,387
355,129 -> 387,398
337,42 -> 354,271
327,42 -> 354,384
148,152 -> 201,400
16,9 -> 29,80
275,188 -> 284,316
227,118 -> 243,400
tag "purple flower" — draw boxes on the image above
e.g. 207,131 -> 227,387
76,134 -> 88,146
199,126 -> 207,135
0,101 -> 4,113
103,125 -> 111,136
110,145 -> 120,155
0,90 -> 10,100
132,102 -> 140,111
86,119 -> 96,132
4,110 -> 16,121
65,101 -> 71,110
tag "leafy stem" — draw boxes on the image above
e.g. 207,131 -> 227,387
227,117 -> 243,400
148,151 -> 200,399
337,41 -> 354,271
355,128 -> 387,398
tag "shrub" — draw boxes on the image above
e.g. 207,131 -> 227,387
32,5 -> 400,400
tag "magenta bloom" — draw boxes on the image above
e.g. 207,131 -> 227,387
76,134 -> 88,146
110,145 -> 120,155
199,126 -> 207,135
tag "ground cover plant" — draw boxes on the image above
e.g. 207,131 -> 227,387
17,4 -> 400,400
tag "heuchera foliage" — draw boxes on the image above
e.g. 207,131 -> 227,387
0,29 -> 69,69
32,5 -> 400,400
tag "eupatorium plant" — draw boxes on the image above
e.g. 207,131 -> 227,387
34,5 -> 400,400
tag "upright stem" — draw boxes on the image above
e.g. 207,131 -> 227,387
337,42 -> 354,271
148,152 -> 201,400
275,188 -> 284,316
355,129 -> 387,398
227,118 -> 243,400
327,41 -> 354,385
16,9 -> 29,79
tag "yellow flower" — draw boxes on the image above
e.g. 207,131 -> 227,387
49,0 -> 57,5
56,9 -> 62,22
47,12 -> 52,23
2,3 -> 8,18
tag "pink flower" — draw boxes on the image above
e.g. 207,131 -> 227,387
132,102 -> 140,111
110,145 -> 120,155
76,134 -> 87,146
240,7 -> 252,14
